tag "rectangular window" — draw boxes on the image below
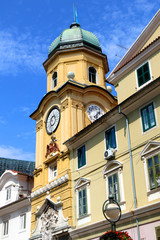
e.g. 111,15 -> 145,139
78,145 -> 86,169
20,214 -> 26,230
108,173 -> 120,202
141,103 -> 156,132
3,220 -> 9,236
6,186 -> 11,200
147,154 -> 160,190
137,62 -> 151,87
105,126 -> 116,150
49,163 -> 57,181
78,188 -> 87,217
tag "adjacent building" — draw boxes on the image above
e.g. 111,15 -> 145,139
0,169 -> 34,240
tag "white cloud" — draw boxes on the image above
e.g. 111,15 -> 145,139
0,116 -> 7,124
0,29 -> 48,76
0,145 -> 35,161
92,1 -> 158,71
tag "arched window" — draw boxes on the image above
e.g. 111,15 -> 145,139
103,160 -> 125,209
51,72 -> 57,89
88,67 -> 97,84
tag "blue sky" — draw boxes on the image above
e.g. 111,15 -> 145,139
0,0 -> 159,161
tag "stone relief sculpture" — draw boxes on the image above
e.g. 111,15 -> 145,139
40,207 -> 58,240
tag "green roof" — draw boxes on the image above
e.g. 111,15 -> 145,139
49,22 -> 101,55
0,157 -> 35,176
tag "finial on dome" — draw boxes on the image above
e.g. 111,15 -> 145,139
73,2 -> 79,23
70,3 -> 80,28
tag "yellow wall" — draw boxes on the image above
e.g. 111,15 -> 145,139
46,50 -> 107,92
115,50 -> 160,103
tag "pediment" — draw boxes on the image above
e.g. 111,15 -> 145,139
32,196 -> 68,239
140,141 -> 160,158
35,197 -> 59,217
74,177 -> 90,189
103,160 -> 122,175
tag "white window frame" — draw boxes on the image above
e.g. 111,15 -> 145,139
141,141 -> 160,201
139,101 -> 157,135
103,160 -> 126,210
19,213 -> 26,231
104,124 -> 118,151
6,185 -> 11,201
75,178 -> 91,226
51,71 -> 57,89
77,144 -> 87,170
88,66 -> 99,84
135,60 -> 152,90
48,162 -> 57,182
3,219 -> 9,236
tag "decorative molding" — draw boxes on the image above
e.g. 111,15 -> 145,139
31,173 -> 69,199
44,153 -> 59,165
103,160 -> 123,175
45,135 -> 60,159
33,167 -> 42,176
74,177 -> 90,189
72,100 -> 83,110
31,197 -> 69,240
60,99 -> 69,111
36,120 -> 43,132
140,140 -> 160,158
60,42 -> 83,50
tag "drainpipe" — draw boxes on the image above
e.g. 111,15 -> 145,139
119,106 -> 140,240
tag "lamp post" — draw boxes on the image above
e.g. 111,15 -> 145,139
102,196 -> 121,231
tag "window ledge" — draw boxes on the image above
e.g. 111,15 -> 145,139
77,214 -> 91,226
147,187 -> 160,196
142,125 -> 157,135
19,229 -> 26,233
77,213 -> 91,221
2,235 -> 8,239
119,201 -> 126,205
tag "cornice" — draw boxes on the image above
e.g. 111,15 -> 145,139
107,37 -> 160,84
43,45 -> 108,74
31,173 -> 69,199
30,81 -> 116,120
0,197 -> 30,216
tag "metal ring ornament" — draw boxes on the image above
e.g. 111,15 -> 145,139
102,197 -> 121,224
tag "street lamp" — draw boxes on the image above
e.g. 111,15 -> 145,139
102,195 -> 121,231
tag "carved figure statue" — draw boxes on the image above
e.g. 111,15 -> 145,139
40,207 -> 58,240
45,135 -> 60,158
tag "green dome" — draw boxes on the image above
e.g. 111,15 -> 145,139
49,22 -> 101,55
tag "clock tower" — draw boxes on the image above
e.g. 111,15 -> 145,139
30,20 -> 117,239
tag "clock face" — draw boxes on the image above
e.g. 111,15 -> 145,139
46,107 -> 60,135
87,104 -> 104,122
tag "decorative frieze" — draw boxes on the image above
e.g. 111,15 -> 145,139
31,173 -> 69,199
36,120 -> 43,132
60,99 -> 69,111
72,100 -> 83,110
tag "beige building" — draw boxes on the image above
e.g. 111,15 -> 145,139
64,10 -> 160,240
